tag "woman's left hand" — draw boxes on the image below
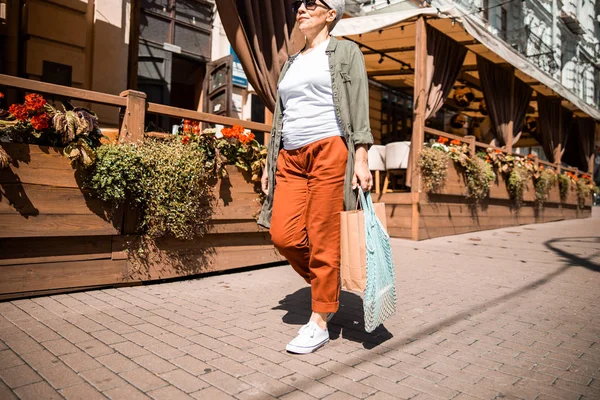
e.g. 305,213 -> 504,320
352,159 -> 373,191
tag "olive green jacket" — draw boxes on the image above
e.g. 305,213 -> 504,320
258,36 -> 373,229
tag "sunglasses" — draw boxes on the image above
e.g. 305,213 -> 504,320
291,0 -> 332,14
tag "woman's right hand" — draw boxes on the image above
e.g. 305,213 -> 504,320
261,166 -> 269,195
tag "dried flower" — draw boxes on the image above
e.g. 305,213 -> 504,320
8,104 -> 28,121
0,146 -> 11,169
30,113 -> 50,131
24,93 -> 47,112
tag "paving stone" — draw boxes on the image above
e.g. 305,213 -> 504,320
104,384 -> 151,400
236,387 -> 278,399
239,371 -> 294,397
280,373 -> 337,398
171,355 -> 212,376
42,338 -> 80,356
190,386 -> 235,399
0,349 -> 24,369
77,339 -> 115,357
37,362 -> 84,389
59,382 -> 108,400
0,364 -> 42,388
81,367 -> 127,391
91,329 -> 128,345
133,354 -> 178,374
319,374 -> 377,398
120,367 -> 168,392
111,341 -> 151,358
60,351 -> 102,372
97,352 -> 139,373
199,370 -> 250,395
244,357 -> 293,379
13,381 -> 62,400
208,356 -> 255,378
360,375 -> 420,399
147,385 -> 192,400
159,369 -> 209,393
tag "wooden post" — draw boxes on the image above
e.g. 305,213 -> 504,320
554,144 -> 562,174
264,106 -> 273,146
119,90 -> 146,144
410,16 -> 428,241
465,135 -> 476,155
127,0 -> 141,90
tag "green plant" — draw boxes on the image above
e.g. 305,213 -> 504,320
557,173 -> 570,201
576,179 -> 591,208
507,166 -> 528,206
87,139 -> 215,240
464,156 -> 495,200
86,125 -> 268,241
534,169 -> 557,207
418,146 -> 449,193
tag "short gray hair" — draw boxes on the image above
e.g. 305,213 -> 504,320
324,0 -> 345,30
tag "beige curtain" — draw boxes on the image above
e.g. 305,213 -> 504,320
406,25 -> 467,186
563,118 -> 595,171
477,56 -> 533,147
215,0 -> 302,112
536,94 -> 574,163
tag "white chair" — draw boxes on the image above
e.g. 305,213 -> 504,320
368,145 -> 386,194
383,141 -> 411,193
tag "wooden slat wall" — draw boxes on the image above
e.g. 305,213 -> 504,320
369,85 -> 383,144
0,146 -> 283,300
372,162 -> 592,241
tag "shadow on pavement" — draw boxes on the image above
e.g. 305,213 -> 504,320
272,287 -> 393,349
545,237 -> 600,272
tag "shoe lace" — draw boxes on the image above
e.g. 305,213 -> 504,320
298,323 -> 317,338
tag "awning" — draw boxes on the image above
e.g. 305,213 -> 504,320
332,6 -> 600,121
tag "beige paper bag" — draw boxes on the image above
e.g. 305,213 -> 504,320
340,202 -> 387,292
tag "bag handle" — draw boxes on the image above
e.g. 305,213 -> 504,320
358,187 -> 390,240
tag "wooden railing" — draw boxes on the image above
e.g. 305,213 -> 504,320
0,74 -> 271,145
423,126 -> 589,179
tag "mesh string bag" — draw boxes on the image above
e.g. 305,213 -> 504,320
359,188 -> 397,333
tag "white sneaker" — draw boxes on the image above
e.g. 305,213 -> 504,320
286,321 -> 329,354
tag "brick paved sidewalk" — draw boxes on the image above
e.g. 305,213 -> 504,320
1,211 -> 599,400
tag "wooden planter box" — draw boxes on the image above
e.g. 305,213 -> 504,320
0,144 -> 282,300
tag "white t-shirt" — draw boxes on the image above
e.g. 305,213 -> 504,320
279,39 -> 343,151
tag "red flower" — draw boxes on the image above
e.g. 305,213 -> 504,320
539,165 -> 545,170
30,113 -> 50,130
0,92 -> 4,99
8,104 -> 28,121
450,139 -> 461,145
437,136 -> 449,144
181,135 -> 191,144
239,132 -> 255,144
222,124 -> 245,140
494,149 -> 503,154
24,93 -> 47,112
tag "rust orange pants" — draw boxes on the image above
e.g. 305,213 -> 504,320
270,136 -> 348,313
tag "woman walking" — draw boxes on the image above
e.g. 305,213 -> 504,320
258,0 -> 373,354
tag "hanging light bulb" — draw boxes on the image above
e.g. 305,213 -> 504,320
378,56 -> 384,64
